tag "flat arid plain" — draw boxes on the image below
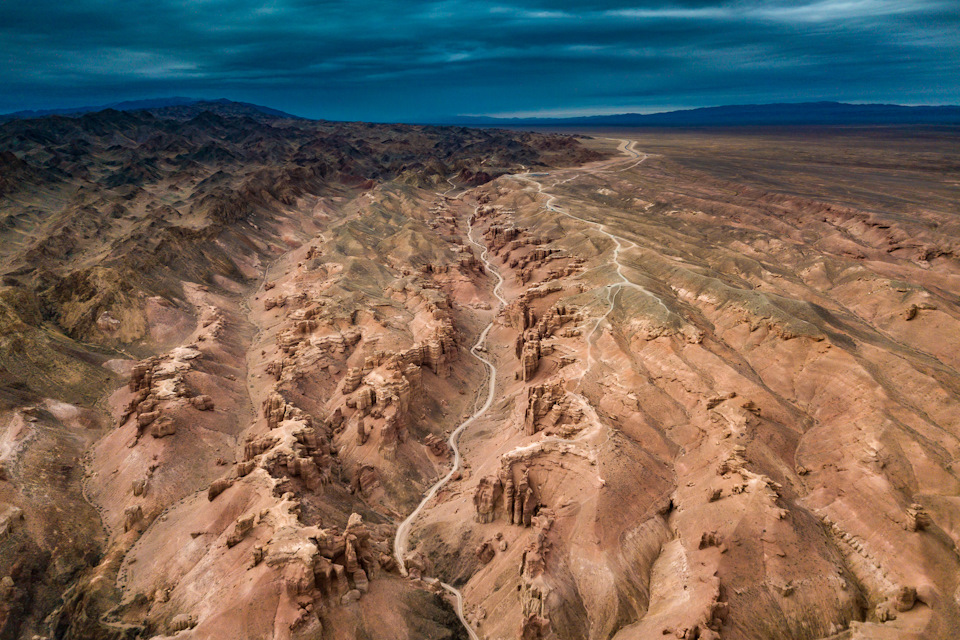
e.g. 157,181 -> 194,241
1,106 -> 960,640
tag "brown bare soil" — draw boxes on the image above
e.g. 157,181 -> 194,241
1,113 -> 959,640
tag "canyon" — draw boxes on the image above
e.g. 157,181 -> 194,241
1,104 -> 959,640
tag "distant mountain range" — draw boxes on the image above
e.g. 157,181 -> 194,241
0,97 -> 299,122
4,99 -> 960,127
435,102 -> 960,127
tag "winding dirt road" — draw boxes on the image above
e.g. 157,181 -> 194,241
394,139 -> 640,639
516,140 -> 667,381
393,208 -> 507,640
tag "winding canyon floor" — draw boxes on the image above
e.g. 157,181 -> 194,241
2,115 -> 960,640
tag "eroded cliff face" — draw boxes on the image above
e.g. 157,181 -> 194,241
2,108 -> 960,640
0,105 -> 598,640
76,182 -> 517,639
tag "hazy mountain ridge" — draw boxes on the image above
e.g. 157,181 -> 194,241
442,101 -> 960,127
0,98 -> 300,122
8,99 -> 960,128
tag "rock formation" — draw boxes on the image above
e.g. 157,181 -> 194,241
522,381 -> 579,435
473,476 -> 502,524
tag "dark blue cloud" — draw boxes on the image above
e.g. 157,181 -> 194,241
2,0 -> 957,120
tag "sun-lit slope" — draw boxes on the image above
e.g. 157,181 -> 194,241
414,131 -> 960,640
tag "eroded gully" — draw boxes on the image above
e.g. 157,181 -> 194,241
393,139 -> 640,639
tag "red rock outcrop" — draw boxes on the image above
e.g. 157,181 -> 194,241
473,476 -> 502,524
522,381 -> 579,435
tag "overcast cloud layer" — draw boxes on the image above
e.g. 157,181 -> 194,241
2,0 -> 958,121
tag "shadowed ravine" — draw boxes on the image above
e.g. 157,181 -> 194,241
393,210 -> 509,640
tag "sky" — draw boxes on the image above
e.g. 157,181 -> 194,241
1,0 -> 958,122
